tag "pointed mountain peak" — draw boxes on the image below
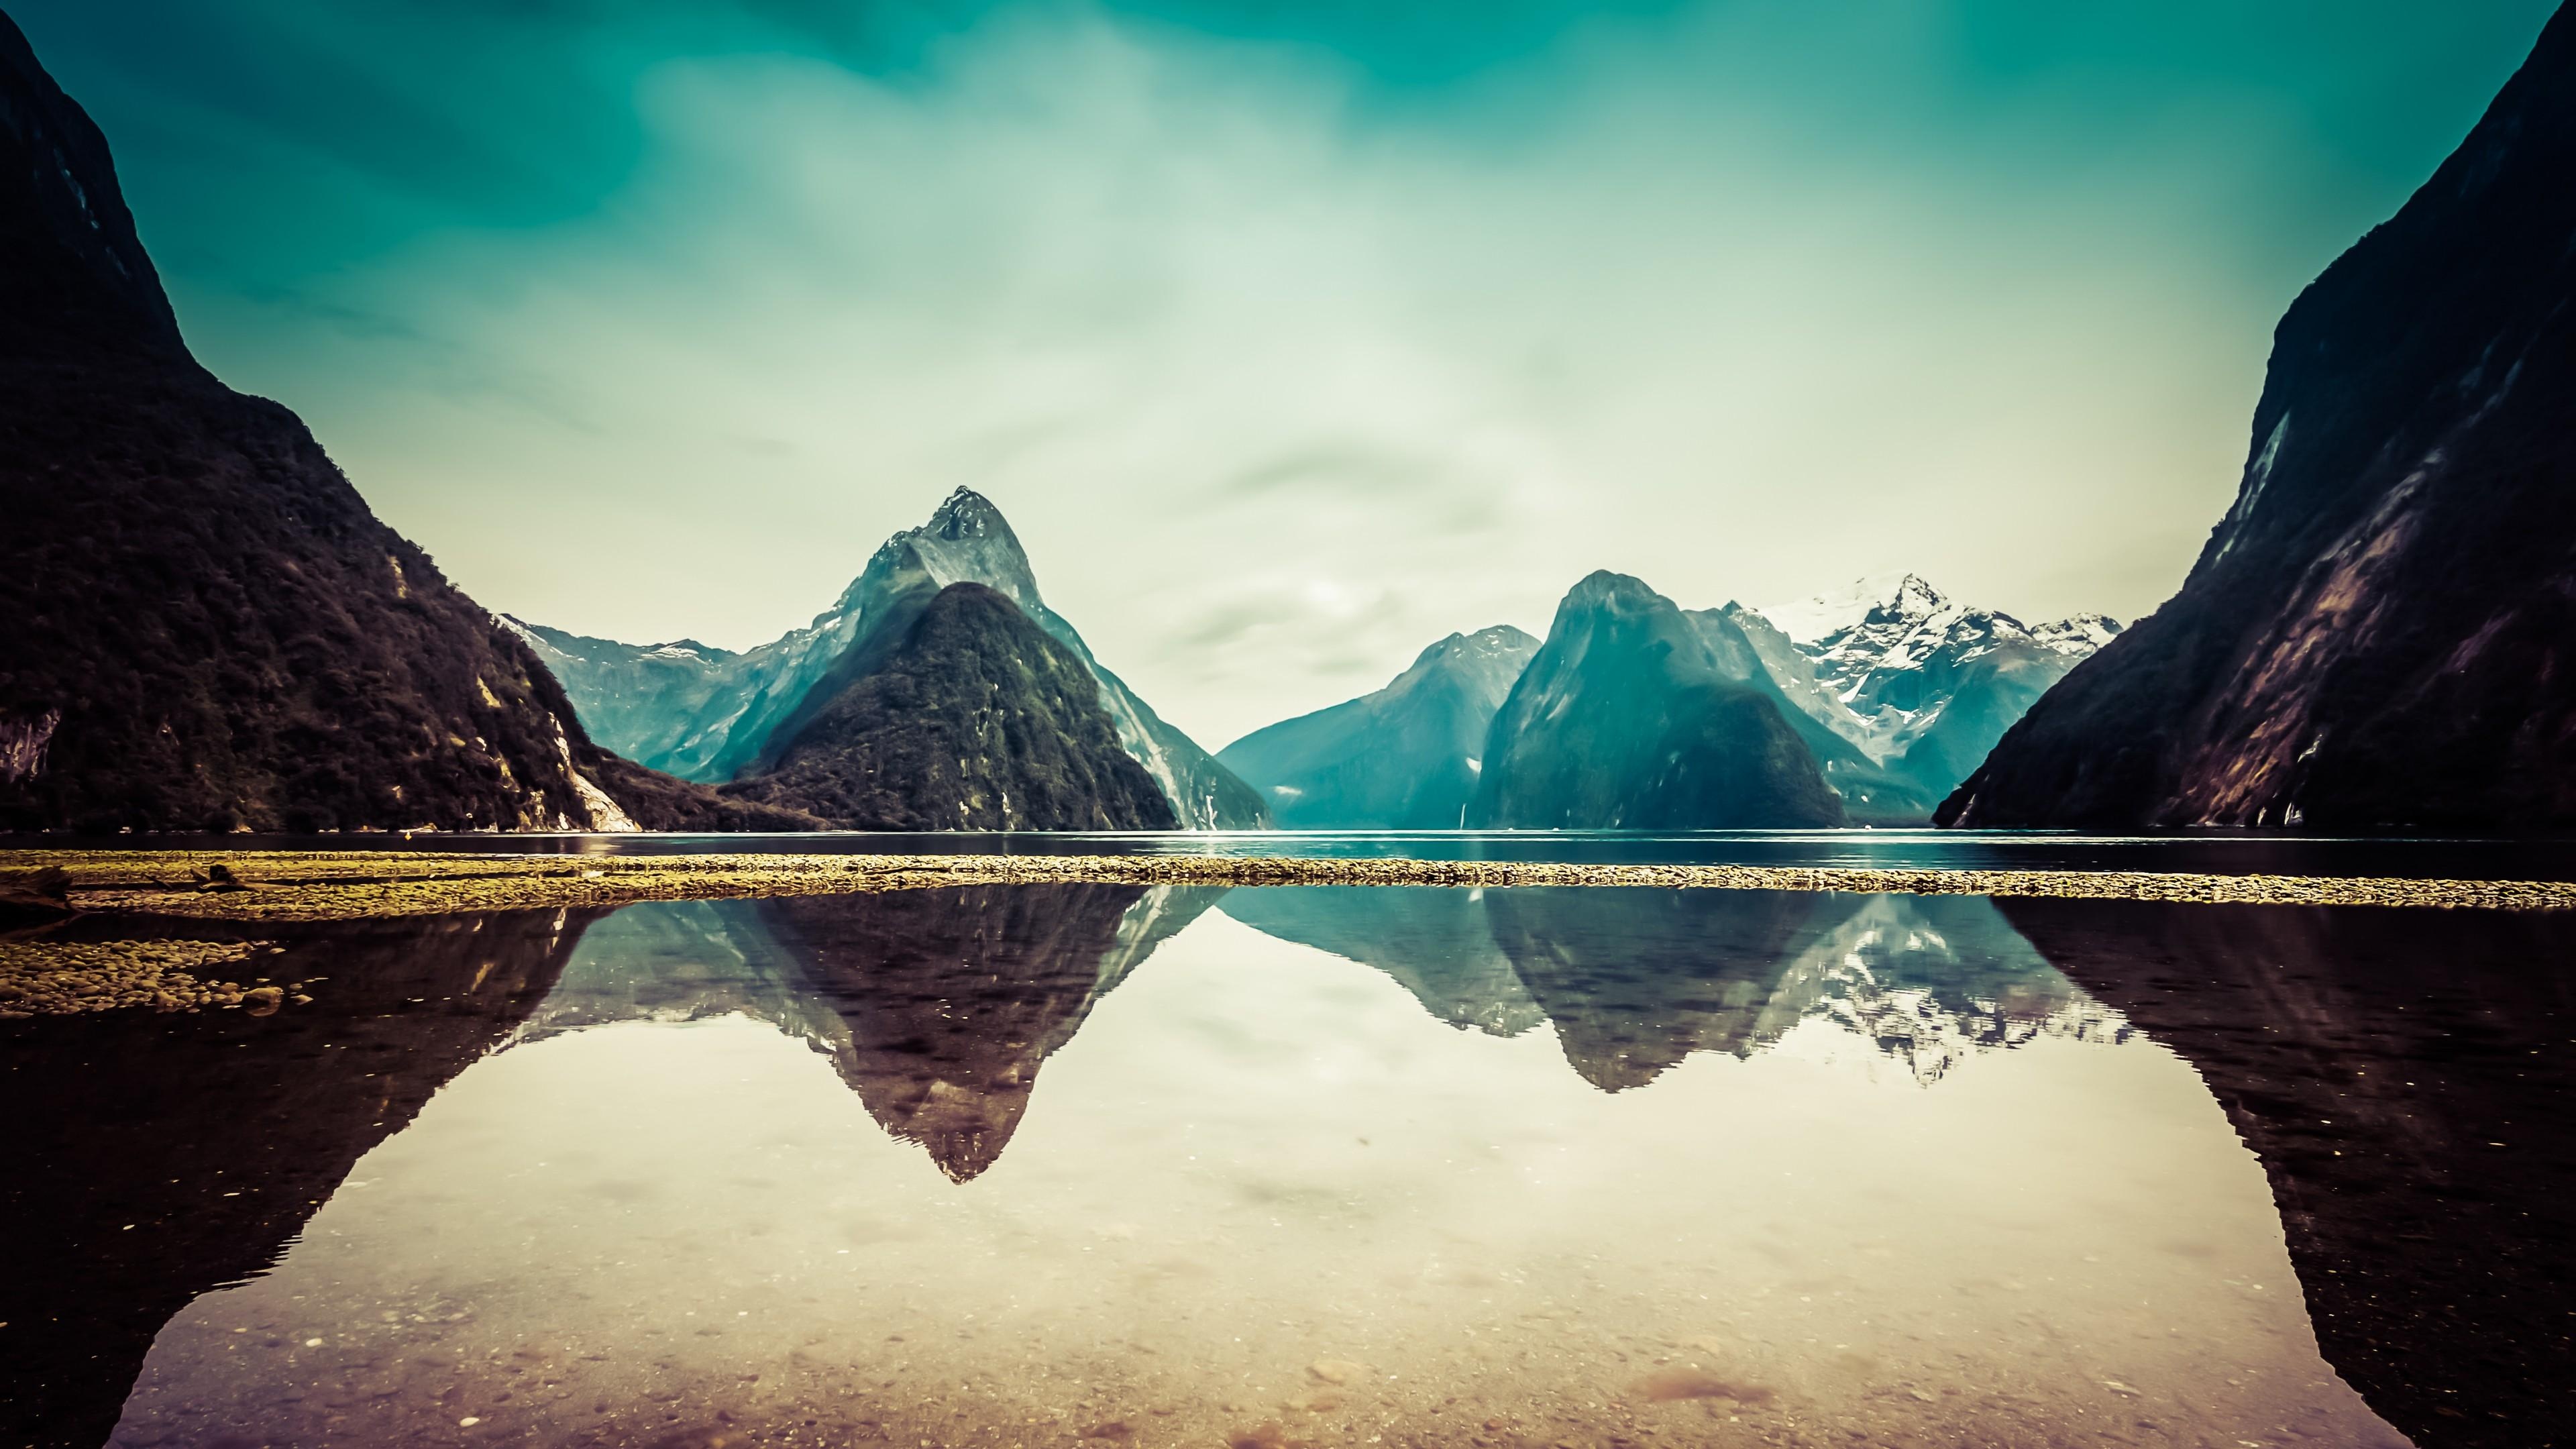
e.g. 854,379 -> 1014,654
833,488 -> 1042,616
1409,624 -> 1540,671
1561,570 -> 1670,614
0,11 -> 184,357
1760,572 -> 1950,645
926,486 -> 1011,539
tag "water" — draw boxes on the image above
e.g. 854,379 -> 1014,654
5,880 -> 2570,1449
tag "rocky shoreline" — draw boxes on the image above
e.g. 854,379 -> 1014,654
4,849 -> 2571,925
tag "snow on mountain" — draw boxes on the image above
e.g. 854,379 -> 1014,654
1729,575 -> 2125,810
1763,572 -> 1947,648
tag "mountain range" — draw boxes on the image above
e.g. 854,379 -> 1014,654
10,0 -> 2572,837
1220,570 -> 2118,829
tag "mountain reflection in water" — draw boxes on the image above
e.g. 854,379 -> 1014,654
30,883 -> 2566,1448
518,885 -> 1226,1180
520,885 -> 2121,1183
1223,885 -> 2125,1087
1,908 -> 599,1449
93,882 -> 2410,1449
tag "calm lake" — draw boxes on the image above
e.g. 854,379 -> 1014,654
5,843 -> 2571,1449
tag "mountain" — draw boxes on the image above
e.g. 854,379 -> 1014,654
1221,572 -> 2116,830
0,15 -> 794,833
1467,572 -> 1845,828
727,582 -> 1177,830
515,488 -> 1271,830
1216,626 -> 1538,828
1731,574 -> 2121,814
1943,10 -> 2576,828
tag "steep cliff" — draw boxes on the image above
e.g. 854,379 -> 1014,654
1945,8 -> 2576,828
0,14 -> 788,833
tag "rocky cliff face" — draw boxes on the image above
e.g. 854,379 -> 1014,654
517,488 -> 1270,830
0,14 -> 786,834
727,582 -> 1178,831
1467,572 -> 1845,829
1943,8 -> 2576,829
1216,625 -> 1538,828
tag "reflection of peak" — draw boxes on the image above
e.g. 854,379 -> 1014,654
1754,895 -> 2126,1085
757,883 -> 1224,1181
1244,885 -> 2117,1093
1219,885 -> 1546,1038
516,888 -> 1220,1181
1496,888 -> 2117,1091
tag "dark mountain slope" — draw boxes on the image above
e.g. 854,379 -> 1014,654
1945,6 -> 2576,828
729,582 -> 1177,830
1468,572 -> 1844,829
1218,625 -> 1538,828
0,13 -> 795,833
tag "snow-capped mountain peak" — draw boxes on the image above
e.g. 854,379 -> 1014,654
1761,572 -> 1947,647
2031,612 -> 2122,656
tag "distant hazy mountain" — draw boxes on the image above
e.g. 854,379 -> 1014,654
1468,572 -> 1845,828
1946,5 -> 2576,829
515,488 -> 1269,829
0,15 -> 798,833
1222,570 -> 2114,830
1733,574 -> 2121,814
1217,626 -> 1538,828
728,583 -> 1177,830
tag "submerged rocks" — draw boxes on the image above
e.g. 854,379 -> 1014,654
0,937 -> 280,1016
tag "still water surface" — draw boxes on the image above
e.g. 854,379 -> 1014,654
8,879 -> 2571,1449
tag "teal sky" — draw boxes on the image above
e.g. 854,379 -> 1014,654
11,0 -> 2559,745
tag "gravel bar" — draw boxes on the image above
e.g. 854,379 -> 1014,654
5,849 -> 2573,922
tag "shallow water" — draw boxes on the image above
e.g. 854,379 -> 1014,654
6,883 -> 2571,1448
